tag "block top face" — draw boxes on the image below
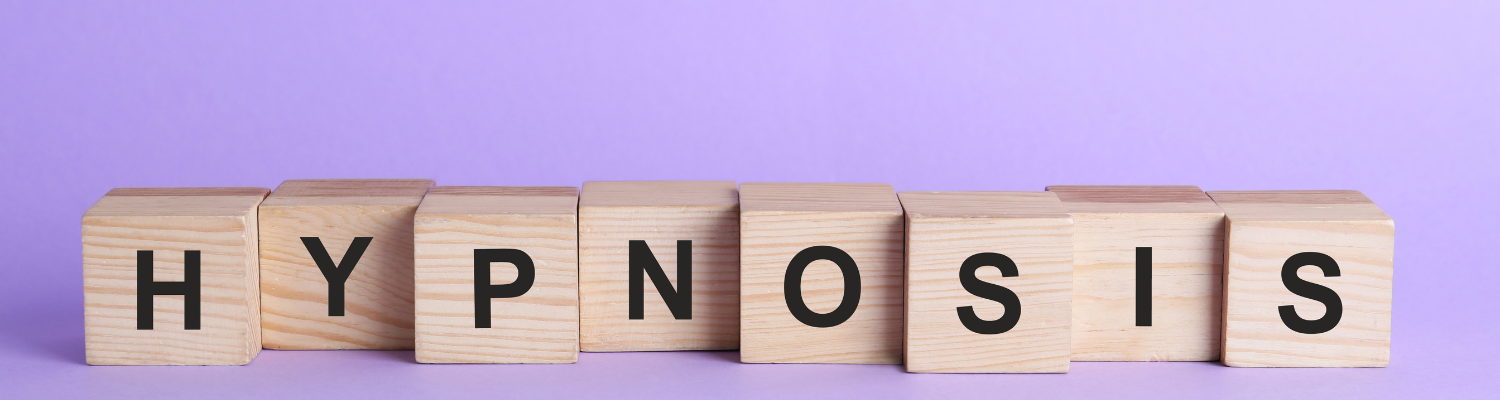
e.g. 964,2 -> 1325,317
416,186 -> 578,216
739,182 -> 901,214
579,181 -> 737,207
1207,190 -> 1391,222
1046,185 -> 1222,214
899,191 -> 1070,219
85,187 -> 270,217
261,179 -> 434,207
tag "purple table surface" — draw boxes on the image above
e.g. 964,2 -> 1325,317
2,1 -> 1496,399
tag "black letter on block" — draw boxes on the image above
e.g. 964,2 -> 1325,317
784,246 -> 860,328
956,252 -> 1022,335
474,249 -> 535,328
301,237 -> 372,317
1136,247 -> 1152,327
136,250 -> 201,330
1279,252 -> 1343,334
630,240 -> 692,320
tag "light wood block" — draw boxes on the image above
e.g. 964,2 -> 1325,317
1046,185 -> 1224,361
83,187 -> 269,365
414,187 -> 579,363
739,183 -> 904,364
259,179 -> 434,350
1209,190 -> 1394,367
901,191 -> 1074,373
578,181 -> 739,351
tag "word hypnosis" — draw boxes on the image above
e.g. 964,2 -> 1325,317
80,180 -> 1394,373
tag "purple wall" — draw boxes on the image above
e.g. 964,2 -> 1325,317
2,1 -> 1496,398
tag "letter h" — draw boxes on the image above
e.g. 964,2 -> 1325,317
137,250 -> 201,330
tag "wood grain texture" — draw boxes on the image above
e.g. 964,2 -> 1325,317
260,179 -> 432,205
89,188 -> 276,217
1047,185 -> 1217,205
419,186 -> 578,216
414,187 -> 579,364
901,191 -> 1073,373
740,182 -> 904,213
578,181 -> 740,351
83,187 -> 269,365
580,181 -> 738,207
739,183 -> 904,364
1208,190 -> 1394,367
105,187 -> 274,198
259,179 -> 433,350
1047,185 -> 1224,362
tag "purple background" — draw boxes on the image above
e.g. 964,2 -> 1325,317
2,1 -> 1496,399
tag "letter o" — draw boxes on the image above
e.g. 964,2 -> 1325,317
784,246 -> 861,328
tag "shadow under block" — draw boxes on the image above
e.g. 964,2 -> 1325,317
1209,190 -> 1394,367
901,192 -> 1074,373
1046,185 -> 1225,361
578,181 -> 739,351
83,187 -> 270,365
258,179 -> 434,350
739,183 -> 904,364
414,187 -> 579,363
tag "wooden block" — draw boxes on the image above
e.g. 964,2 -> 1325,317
414,187 -> 579,363
902,191 -> 1074,373
739,183 -> 904,364
259,179 -> 434,350
83,187 -> 270,365
578,181 -> 739,351
1209,190 -> 1394,367
1046,185 -> 1224,361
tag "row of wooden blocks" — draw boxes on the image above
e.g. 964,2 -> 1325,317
82,180 -> 1394,372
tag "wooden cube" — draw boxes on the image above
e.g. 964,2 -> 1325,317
577,181 -> 739,351
414,187 -> 579,363
259,179 -> 434,350
1046,185 -> 1224,361
1209,190 -> 1394,367
902,191 -> 1074,373
83,187 -> 269,365
739,183 -> 904,364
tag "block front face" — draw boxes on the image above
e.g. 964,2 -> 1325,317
1211,191 -> 1394,368
739,183 -> 904,364
1048,185 -> 1224,361
259,179 -> 433,350
901,192 -> 1073,373
578,181 -> 739,351
82,188 -> 269,365
414,187 -> 579,364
